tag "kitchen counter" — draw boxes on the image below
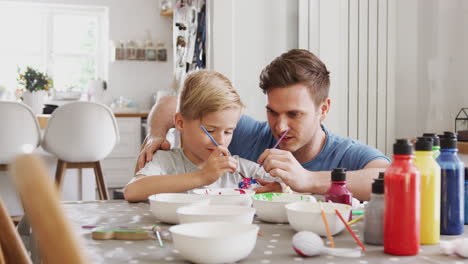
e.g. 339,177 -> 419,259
36,112 -> 148,129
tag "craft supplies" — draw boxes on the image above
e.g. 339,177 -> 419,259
363,172 -> 384,245
384,139 -> 420,255
252,193 -> 316,223
414,137 -> 441,244
292,231 -> 361,258
325,168 -> 353,220
352,210 -> 364,215
329,201 -> 366,251
422,133 -> 441,159
438,132 -> 465,235
152,224 -> 164,248
91,227 -> 152,240
200,125 -> 247,179
319,201 -> 335,248
440,238 -> 468,258
348,215 -> 364,226
464,168 -> 468,225
259,128 -> 290,166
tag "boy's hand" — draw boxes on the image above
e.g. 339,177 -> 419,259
136,136 -> 172,171
253,179 -> 282,193
200,146 -> 238,185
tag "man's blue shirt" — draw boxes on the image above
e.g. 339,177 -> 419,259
228,115 -> 390,171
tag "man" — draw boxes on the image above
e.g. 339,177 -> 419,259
137,49 -> 390,200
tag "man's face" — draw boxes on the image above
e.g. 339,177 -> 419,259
266,84 -> 328,160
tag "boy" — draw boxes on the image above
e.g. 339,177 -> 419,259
124,70 -> 282,202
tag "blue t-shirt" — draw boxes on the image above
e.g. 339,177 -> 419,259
228,115 -> 390,171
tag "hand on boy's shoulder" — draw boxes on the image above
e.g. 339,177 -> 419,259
137,135 -> 172,171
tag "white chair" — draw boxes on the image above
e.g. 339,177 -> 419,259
42,102 -> 119,200
0,102 -> 41,171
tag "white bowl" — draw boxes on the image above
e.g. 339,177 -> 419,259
192,188 -> 255,207
252,193 -> 316,223
170,222 -> 259,264
177,205 -> 255,224
286,202 -> 351,236
148,193 -> 210,224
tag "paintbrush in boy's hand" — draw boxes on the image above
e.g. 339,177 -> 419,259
200,125 -> 246,178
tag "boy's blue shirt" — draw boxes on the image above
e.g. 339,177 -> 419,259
228,115 -> 390,171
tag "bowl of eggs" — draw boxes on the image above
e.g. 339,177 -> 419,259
285,202 -> 351,236
192,188 -> 255,207
252,193 -> 316,223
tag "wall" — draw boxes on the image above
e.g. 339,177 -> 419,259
14,0 -> 174,111
210,0 -> 298,121
395,0 -> 468,138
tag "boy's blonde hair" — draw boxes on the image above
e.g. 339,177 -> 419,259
178,70 -> 244,120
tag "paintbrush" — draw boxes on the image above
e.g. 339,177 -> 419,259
200,125 -> 246,178
152,224 -> 164,248
259,128 -> 290,167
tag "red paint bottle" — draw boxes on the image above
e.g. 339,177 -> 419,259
384,139 -> 420,255
325,168 -> 353,220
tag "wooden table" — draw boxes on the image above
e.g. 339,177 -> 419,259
36,113 -> 149,129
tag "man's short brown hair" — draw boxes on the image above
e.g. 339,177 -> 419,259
259,49 -> 330,106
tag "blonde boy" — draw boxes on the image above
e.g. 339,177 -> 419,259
124,70 -> 282,202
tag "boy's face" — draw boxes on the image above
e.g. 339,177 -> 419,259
175,107 -> 241,166
266,83 -> 330,162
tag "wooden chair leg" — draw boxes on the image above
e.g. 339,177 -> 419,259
0,199 -> 31,264
0,244 -> 5,264
93,161 -> 108,200
55,160 -> 67,189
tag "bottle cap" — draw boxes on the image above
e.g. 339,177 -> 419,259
331,168 -> 346,182
415,137 -> 433,151
393,139 -> 413,155
372,173 -> 384,194
422,133 -> 440,146
440,132 -> 457,149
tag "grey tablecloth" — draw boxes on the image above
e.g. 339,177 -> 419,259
61,200 -> 467,264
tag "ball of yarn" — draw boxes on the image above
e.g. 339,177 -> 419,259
292,231 -> 324,257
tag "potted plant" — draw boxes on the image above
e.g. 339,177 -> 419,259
17,66 -> 53,114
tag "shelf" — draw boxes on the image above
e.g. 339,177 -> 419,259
160,8 -> 173,17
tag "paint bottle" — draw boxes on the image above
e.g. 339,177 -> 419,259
414,137 -> 441,244
438,132 -> 465,235
363,172 -> 384,245
325,168 -> 352,220
464,168 -> 468,225
423,133 -> 441,159
384,139 -> 420,256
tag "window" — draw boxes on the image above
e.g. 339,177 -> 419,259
0,2 -> 108,93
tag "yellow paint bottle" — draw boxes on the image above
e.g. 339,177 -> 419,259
414,137 -> 441,245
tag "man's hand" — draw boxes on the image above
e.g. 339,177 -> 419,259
136,136 -> 172,171
258,149 -> 310,193
253,179 -> 282,193
200,146 -> 238,185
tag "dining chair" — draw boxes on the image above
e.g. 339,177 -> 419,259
9,153 -> 88,263
42,102 -> 119,200
0,196 -> 31,264
0,102 -> 41,171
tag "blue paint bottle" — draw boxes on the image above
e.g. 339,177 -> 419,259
464,167 -> 468,225
437,132 -> 465,235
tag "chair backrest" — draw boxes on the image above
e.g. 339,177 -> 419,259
9,154 -> 88,264
0,102 -> 40,164
0,196 -> 31,264
42,102 -> 119,162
